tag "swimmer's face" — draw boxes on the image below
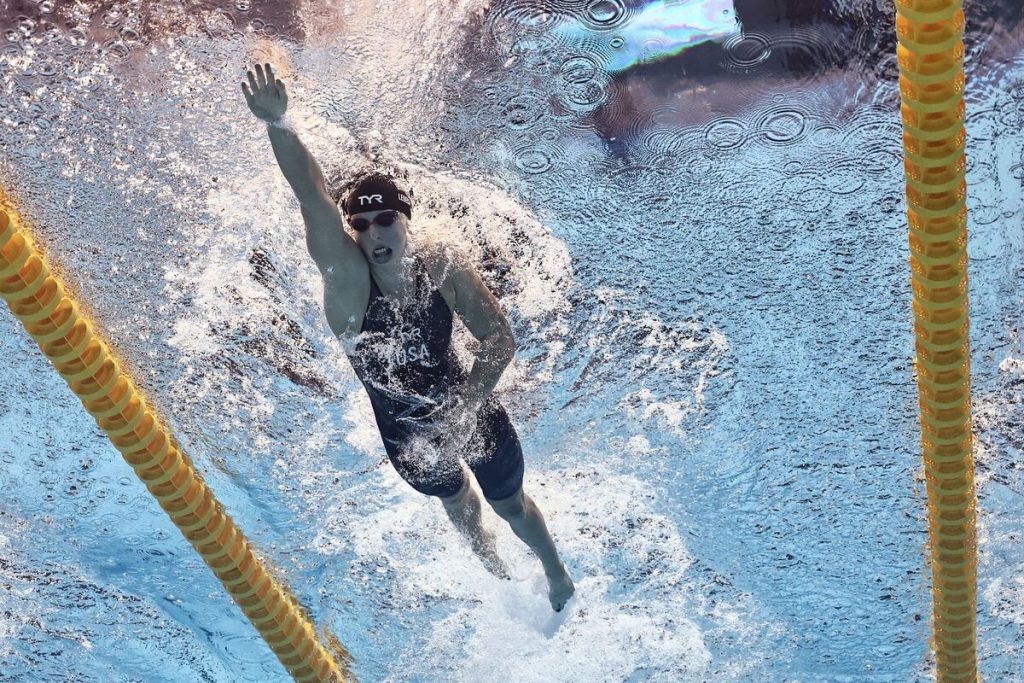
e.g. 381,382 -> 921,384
348,209 -> 409,266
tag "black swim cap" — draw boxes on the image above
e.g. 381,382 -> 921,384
342,173 -> 412,218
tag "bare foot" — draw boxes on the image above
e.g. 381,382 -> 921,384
547,564 -> 575,611
481,550 -> 511,580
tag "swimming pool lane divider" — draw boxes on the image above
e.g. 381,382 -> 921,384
0,205 -> 352,683
895,0 -> 977,680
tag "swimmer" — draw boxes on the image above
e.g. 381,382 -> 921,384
242,63 -> 575,611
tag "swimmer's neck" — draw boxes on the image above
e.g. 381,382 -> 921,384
369,255 -> 415,300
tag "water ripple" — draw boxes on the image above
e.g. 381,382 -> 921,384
702,117 -> 748,151
579,0 -> 633,32
501,92 -> 546,130
722,32 -> 773,72
754,106 -> 809,146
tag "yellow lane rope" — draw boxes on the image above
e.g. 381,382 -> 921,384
895,0 -> 977,680
0,204 -> 351,682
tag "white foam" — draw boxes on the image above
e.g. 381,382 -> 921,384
313,462 -> 770,682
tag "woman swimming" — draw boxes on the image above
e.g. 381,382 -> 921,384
242,63 -> 575,611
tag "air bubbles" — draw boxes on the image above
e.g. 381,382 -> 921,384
723,32 -> 772,71
235,0 -> 252,11
609,36 -> 624,49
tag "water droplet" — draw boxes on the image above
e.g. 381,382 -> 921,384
561,80 -> 607,113
515,146 -> 553,175
561,56 -> 598,84
101,9 -> 123,29
703,118 -> 747,150
502,94 -> 544,130
120,28 -> 142,45
723,32 -> 772,71
586,0 -> 624,26
757,108 -> 808,145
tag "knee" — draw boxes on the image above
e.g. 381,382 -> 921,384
439,477 -> 471,509
488,489 -> 526,521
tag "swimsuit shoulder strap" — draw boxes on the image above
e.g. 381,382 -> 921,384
367,268 -> 383,300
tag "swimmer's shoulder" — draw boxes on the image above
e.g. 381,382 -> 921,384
418,241 -> 469,303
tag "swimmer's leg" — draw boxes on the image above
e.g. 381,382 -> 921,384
487,487 -> 575,611
440,472 -> 509,579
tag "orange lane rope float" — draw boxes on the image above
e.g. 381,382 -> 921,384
0,204 -> 351,683
895,0 -> 977,680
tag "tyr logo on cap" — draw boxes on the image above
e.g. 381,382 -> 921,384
358,194 -> 384,206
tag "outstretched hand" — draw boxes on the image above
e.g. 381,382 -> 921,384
241,63 -> 287,123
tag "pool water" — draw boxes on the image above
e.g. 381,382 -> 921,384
1,1 -> 1022,681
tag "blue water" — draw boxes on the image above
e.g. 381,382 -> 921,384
1,1 -> 1023,681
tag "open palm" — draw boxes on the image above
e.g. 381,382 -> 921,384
241,63 -> 287,122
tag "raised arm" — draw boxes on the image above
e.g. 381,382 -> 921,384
241,64 -> 368,332
239,64 -> 368,282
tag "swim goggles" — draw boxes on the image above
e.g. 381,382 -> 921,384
348,209 -> 400,233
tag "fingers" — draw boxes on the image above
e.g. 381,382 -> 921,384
243,63 -> 284,96
241,82 -> 254,106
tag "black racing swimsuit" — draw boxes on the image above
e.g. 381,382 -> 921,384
345,257 -> 524,501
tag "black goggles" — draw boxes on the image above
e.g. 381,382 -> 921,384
348,210 -> 400,232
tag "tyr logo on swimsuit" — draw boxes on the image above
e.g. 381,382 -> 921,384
358,194 -> 384,206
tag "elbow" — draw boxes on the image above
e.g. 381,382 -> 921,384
494,327 -> 516,367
